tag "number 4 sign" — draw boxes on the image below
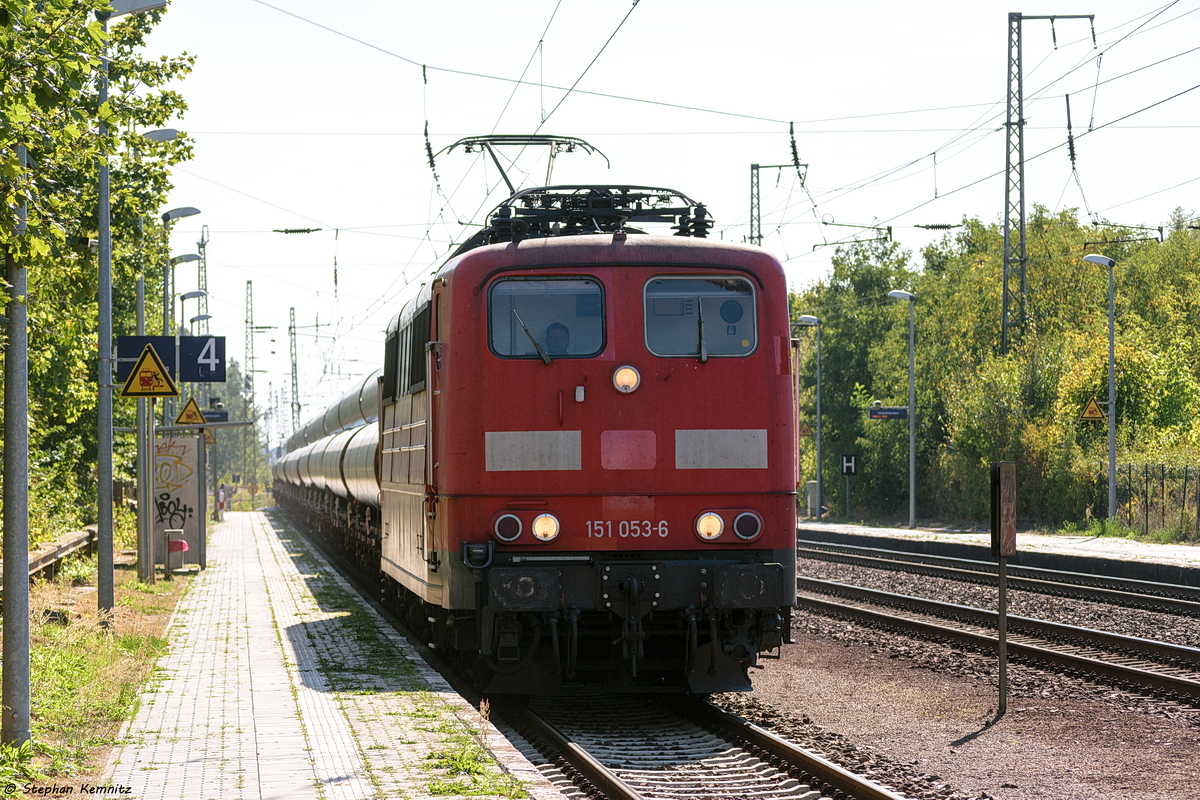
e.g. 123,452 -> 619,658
179,336 -> 226,382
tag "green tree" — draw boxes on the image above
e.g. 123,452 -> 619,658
2,1 -> 194,543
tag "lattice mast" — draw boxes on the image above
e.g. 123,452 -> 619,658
289,307 -> 300,433
1003,12 -> 1093,354
196,225 -> 210,334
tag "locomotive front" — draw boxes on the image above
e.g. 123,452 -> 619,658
384,217 -> 797,693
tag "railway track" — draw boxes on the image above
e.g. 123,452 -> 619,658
497,694 -> 911,800
797,577 -> 1200,703
797,539 -> 1200,614
284,511 -> 927,800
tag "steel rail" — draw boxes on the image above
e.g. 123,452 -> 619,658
503,703 -> 649,800
797,539 -> 1200,613
799,576 -> 1200,667
797,582 -> 1200,701
679,699 -> 912,800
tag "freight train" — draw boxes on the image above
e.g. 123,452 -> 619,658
273,174 -> 799,694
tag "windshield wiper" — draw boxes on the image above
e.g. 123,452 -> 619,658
513,309 -> 551,364
696,296 -> 708,363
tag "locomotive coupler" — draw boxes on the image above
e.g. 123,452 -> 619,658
706,607 -> 720,676
683,606 -> 700,676
618,578 -> 646,677
567,607 -> 580,679
723,609 -> 756,665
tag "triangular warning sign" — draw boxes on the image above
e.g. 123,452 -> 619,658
175,396 -> 207,426
1081,398 -> 1106,421
204,428 -> 216,445
799,422 -> 814,437
119,343 -> 178,398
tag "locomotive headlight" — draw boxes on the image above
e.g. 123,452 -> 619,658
613,366 -> 640,394
695,512 -> 724,540
733,511 -> 763,540
493,513 -> 522,542
531,513 -> 560,542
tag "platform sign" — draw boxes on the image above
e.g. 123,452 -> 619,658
1081,398 -> 1105,421
179,335 -> 226,382
119,343 -> 178,398
116,336 -> 174,383
868,406 -> 908,420
840,454 -> 858,475
174,397 -> 207,426
116,335 -> 226,383
176,397 -> 217,444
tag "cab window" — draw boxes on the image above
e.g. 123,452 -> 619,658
644,276 -> 756,357
489,277 -> 604,358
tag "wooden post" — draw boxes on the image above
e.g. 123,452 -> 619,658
991,462 -> 1016,716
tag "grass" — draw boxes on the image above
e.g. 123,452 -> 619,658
1055,515 -> 1200,544
0,553 -> 191,786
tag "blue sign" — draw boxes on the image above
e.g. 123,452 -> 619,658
869,406 -> 908,420
180,336 -> 226,382
116,336 -> 226,383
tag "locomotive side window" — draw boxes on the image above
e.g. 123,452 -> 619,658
489,278 -> 604,359
644,276 -> 756,357
391,302 -> 432,397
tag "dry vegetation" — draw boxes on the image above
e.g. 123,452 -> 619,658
0,550 -> 190,790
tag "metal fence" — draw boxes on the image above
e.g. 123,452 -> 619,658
1107,464 -> 1200,538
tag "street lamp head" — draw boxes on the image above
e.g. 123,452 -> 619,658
141,128 -> 180,143
1083,253 -> 1116,269
163,207 -> 201,224
171,253 -> 200,265
189,314 -> 213,324
796,315 -> 820,326
887,289 -> 916,301
180,290 -> 207,301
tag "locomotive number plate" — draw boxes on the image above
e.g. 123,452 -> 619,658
586,520 -> 668,538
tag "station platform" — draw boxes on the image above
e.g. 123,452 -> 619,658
104,511 -> 564,800
797,520 -> 1200,584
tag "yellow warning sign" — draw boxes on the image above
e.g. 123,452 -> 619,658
799,422 -> 814,437
1081,398 -> 1106,421
204,428 -> 216,445
175,396 -> 207,426
119,343 -> 178,398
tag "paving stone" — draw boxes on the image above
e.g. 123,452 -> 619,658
105,511 -> 565,800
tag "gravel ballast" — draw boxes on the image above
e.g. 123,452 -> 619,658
712,558 -> 1200,800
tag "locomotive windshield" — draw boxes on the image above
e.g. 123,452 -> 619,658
489,277 -> 605,359
644,276 -> 756,357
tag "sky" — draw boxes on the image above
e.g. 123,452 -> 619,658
135,0 -> 1200,452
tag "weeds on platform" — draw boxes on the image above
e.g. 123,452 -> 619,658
425,716 -> 526,798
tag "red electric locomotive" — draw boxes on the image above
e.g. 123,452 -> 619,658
275,183 -> 797,694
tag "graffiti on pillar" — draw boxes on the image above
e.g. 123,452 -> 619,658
153,436 -> 200,565
155,491 -> 194,528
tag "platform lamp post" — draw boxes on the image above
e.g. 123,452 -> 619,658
796,315 -> 822,519
1083,254 -> 1118,521
93,0 -> 168,637
178,289 -> 206,400
888,289 -> 916,528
